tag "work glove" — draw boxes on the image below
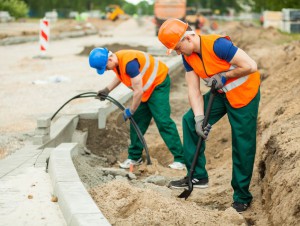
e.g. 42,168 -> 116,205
206,72 -> 227,89
96,87 -> 110,101
194,115 -> 212,140
123,108 -> 134,121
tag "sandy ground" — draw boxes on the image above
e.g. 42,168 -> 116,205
0,167 -> 66,226
1,18 -> 300,225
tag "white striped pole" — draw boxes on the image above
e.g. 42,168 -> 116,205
39,18 -> 50,56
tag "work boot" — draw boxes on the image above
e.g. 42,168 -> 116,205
168,177 -> 208,189
231,202 -> 251,213
119,158 -> 143,169
168,162 -> 186,170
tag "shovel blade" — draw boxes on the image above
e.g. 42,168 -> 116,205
178,179 -> 193,200
178,188 -> 193,200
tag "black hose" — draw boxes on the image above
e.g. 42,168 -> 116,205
51,92 -> 151,165
51,92 -> 97,120
100,94 -> 151,165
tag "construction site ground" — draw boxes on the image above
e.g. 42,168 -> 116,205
0,17 -> 299,226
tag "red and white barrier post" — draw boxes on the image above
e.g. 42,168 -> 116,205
39,18 -> 50,57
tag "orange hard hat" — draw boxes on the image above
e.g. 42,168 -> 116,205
158,18 -> 188,54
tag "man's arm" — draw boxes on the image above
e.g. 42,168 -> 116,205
130,74 -> 143,112
225,48 -> 257,79
96,76 -> 121,101
106,77 -> 121,91
185,70 -> 204,116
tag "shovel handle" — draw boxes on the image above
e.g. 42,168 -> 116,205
189,81 -> 217,188
203,80 -> 217,126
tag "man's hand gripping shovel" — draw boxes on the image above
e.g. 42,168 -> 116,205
178,80 -> 217,200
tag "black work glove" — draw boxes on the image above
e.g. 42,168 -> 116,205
194,115 -> 212,140
96,87 -> 110,101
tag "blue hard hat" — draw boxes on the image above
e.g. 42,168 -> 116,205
89,47 -> 109,75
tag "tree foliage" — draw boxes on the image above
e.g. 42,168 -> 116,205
123,3 -> 137,15
136,1 -> 153,15
23,0 -> 127,17
187,0 -> 300,14
187,0 -> 241,14
3,0 -> 300,19
0,0 -> 29,18
251,0 -> 300,12
22,0 -> 154,17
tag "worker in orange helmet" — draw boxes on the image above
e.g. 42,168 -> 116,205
89,48 -> 185,170
158,18 -> 260,213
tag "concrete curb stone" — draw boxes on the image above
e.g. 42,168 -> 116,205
48,143 -> 110,226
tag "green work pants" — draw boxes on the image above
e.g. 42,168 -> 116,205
128,75 -> 184,163
182,90 -> 260,203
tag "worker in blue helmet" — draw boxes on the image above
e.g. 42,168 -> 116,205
89,48 -> 110,75
89,47 -> 185,170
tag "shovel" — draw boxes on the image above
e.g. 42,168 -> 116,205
178,81 -> 217,200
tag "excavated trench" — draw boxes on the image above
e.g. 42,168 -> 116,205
78,43 -> 147,56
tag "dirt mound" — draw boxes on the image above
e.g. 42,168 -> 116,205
254,40 -> 300,226
90,180 -> 245,226
78,44 -> 147,56
0,18 -> 124,40
222,22 -> 286,51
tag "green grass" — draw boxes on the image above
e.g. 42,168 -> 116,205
276,29 -> 300,44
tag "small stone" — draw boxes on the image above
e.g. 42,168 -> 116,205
126,172 -> 137,180
51,196 -> 58,202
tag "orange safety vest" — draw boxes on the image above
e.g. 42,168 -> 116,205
184,35 -> 260,108
114,50 -> 168,102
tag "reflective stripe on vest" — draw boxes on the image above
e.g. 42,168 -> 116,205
143,58 -> 159,91
140,52 -> 150,77
221,75 -> 249,92
221,65 -> 248,93
128,52 -> 158,91
204,65 -> 249,93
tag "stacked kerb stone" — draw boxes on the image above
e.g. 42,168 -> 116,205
33,116 -> 51,145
